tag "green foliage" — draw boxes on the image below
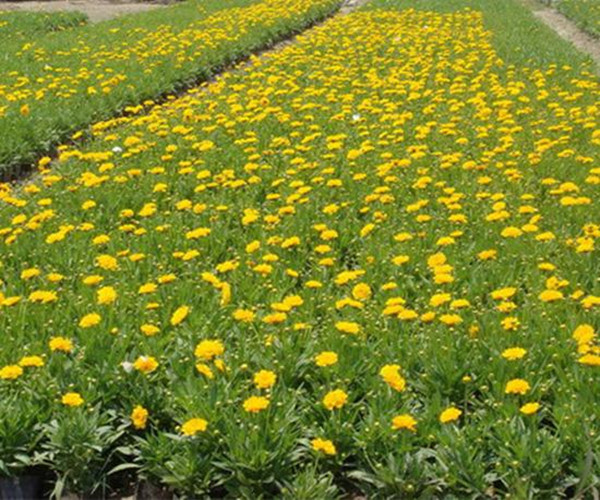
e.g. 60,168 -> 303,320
36,410 -> 127,497
0,10 -> 87,44
557,0 -> 600,38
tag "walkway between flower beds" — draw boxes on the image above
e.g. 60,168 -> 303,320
526,0 -> 600,68
0,0 -> 168,22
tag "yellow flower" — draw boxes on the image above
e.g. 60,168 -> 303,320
97,286 -> 117,305
392,255 -> 410,265
158,274 -> 176,284
20,267 -> 41,280
19,355 -> 44,368
505,378 -> 531,395
501,227 -> 522,238
315,351 -> 338,367
478,249 -> 497,260
194,340 -> 225,360
538,290 -> 563,302
439,406 -> 462,424
83,275 -> 103,286
195,363 -> 214,379
49,337 -> 73,353
322,389 -> 348,410
28,290 -> 58,304
439,314 -> 462,326
520,402 -> 541,415
0,365 -> 24,380
282,236 -> 300,248
131,405 -> 149,429
351,283 -> 372,301
490,287 -> 517,301
501,347 -> 527,360
233,309 -> 255,322
578,354 -> 600,366
391,414 -> 417,432
181,418 -> 208,436
170,306 -> 190,326
501,316 -> 520,331
138,283 -> 158,294
140,324 -> 160,336
133,356 -> 159,374
430,293 -> 451,307
311,438 -> 336,455
572,324 -> 595,345
335,321 -> 360,335
79,313 -> 101,328
62,392 -> 84,407
243,396 -> 270,413
96,254 -> 118,270
379,364 -> 406,392
253,370 -> 277,389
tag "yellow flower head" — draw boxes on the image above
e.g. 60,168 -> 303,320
501,347 -> 527,360
253,370 -> 277,389
97,286 -> 117,305
439,406 -> 462,424
243,396 -> 270,413
322,389 -> 348,411
315,351 -> 338,367
233,309 -> 255,322
96,254 -> 118,271
49,337 -> 74,353
133,356 -> 159,374
392,414 -> 417,432
505,378 -> 531,395
573,324 -> 595,345
181,418 -> 208,436
79,313 -> 101,328
61,392 -> 84,407
520,402 -> 540,415
170,306 -> 190,326
131,405 -> 149,429
335,321 -> 360,335
311,438 -> 336,455
194,340 -> 225,360
19,355 -> 44,368
352,283 -> 372,301
379,364 -> 406,392
0,365 -> 24,380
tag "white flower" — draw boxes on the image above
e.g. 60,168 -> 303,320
112,146 -> 123,153
121,361 -> 133,373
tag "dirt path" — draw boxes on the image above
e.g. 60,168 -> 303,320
339,0 -> 369,14
526,1 -> 600,68
0,0 -> 168,22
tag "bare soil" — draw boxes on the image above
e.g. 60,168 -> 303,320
0,0 -> 169,22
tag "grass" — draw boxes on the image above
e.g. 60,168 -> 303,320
0,10 -> 87,43
0,0 -> 342,179
0,0 -> 598,497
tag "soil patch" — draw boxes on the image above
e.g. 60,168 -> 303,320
0,0 -> 169,22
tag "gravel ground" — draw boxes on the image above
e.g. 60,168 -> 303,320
0,0 -> 169,22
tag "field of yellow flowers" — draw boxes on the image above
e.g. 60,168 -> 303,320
0,0 -> 599,497
0,0 -> 340,178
